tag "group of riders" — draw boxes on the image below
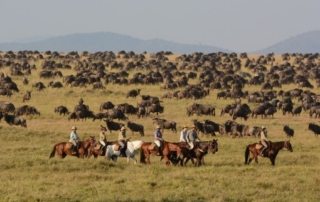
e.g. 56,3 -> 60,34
69,123 -> 269,157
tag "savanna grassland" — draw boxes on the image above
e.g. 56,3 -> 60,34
0,52 -> 319,202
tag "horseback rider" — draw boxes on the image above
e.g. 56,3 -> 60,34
118,126 -> 127,157
179,126 -> 188,142
69,126 -> 80,154
154,125 -> 163,155
186,126 -> 201,150
260,126 -> 268,156
99,126 -> 107,152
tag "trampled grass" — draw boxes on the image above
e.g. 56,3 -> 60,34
0,54 -> 319,201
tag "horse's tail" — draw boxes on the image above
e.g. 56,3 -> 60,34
244,145 -> 250,164
49,145 -> 56,159
140,146 -> 146,164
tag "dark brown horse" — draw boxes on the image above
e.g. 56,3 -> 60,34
244,140 -> 293,166
171,139 -> 218,166
140,141 -> 182,165
49,137 -> 95,159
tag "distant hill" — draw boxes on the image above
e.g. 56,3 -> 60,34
0,32 -> 228,53
257,30 -> 320,53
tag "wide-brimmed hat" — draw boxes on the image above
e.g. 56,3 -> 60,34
182,125 -> 188,129
156,125 -> 161,129
120,126 -> 126,131
71,126 -> 77,130
261,126 -> 266,129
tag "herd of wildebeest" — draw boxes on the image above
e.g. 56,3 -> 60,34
0,50 -> 320,165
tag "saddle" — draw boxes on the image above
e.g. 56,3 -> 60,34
256,141 -> 271,149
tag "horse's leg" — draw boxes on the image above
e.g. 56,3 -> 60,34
269,155 -> 275,166
146,152 -> 151,164
163,155 -> 170,166
254,152 -> 259,163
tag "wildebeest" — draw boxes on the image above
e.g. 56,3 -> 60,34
68,110 -> 95,121
127,121 -> 144,136
15,105 -> 40,116
0,101 -> 15,113
104,119 -> 123,133
127,89 -> 141,98
187,103 -> 215,116
146,104 -> 164,115
192,119 -> 217,136
283,125 -> 294,137
100,101 -> 115,111
308,123 -> 320,136
3,113 -> 27,127
105,108 -> 128,121
292,106 -> 302,116
232,104 -> 251,120
153,117 -> 177,132
54,105 -> 70,116
204,120 -> 225,135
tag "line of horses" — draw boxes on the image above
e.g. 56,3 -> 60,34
49,137 -> 293,166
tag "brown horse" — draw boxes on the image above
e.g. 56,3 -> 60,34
49,137 -> 95,159
140,141 -> 182,165
169,139 -> 218,166
244,140 -> 293,166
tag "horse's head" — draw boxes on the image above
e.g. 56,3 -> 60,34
284,140 -> 293,152
209,139 -> 218,154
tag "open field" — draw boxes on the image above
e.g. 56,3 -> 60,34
0,52 -> 320,202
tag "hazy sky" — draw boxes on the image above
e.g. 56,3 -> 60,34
0,0 -> 319,51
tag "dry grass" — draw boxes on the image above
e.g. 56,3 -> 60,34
0,53 -> 319,202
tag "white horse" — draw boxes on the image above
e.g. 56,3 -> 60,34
105,140 -> 144,164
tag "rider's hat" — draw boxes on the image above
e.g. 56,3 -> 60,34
120,126 -> 126,131
182,125 -> 188,129
156,125 -> 161,129
71,126 -> 77,130
261,126 -> 266,129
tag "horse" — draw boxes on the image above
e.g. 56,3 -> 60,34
140,141 -> 182,165
49,136 -> 95,159
105,140 -> 144,164
244,140 -> 293,166
174,139 -> 219,166
88,140 -> 117,158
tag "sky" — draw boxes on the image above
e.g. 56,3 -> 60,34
0,0 -> 319,51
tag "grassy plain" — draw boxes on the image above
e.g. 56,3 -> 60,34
0,54 -> 319,202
